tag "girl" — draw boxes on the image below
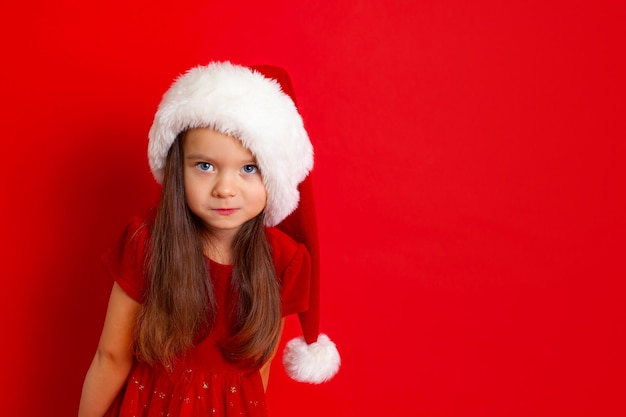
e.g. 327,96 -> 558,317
78,62 -> 340,417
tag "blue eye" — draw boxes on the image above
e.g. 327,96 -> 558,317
197,162 -> 214,172
242,164 -> 259,174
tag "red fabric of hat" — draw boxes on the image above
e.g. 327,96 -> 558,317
250,64 -> 340,383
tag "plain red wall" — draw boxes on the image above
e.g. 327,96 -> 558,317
2,1 -> 625,416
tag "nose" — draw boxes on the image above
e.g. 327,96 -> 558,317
212,173 -> 236,198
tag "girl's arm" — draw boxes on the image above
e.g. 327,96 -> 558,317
78,283 -> 140,417
259,318 -> 285,392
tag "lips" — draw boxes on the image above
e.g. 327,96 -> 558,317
213,208 -> 238,215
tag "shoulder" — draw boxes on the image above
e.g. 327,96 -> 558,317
113,212 -> 153,256
265,227 -> 308,276
265,227 -> 312,315
100,208 -> 156,303
120,207 -> 157,243
265,226 -> 299,254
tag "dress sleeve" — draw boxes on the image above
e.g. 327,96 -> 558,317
266,227 -> 312,317
280,243 -> 312,317
100,216 -> 149,303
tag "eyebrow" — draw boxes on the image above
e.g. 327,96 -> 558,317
185,153 -> 210,160
184,153 -> 257,164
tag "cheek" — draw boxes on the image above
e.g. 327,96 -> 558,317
250,183 -> 268,208
183,177 -> 203,205
258,184 -> 268,206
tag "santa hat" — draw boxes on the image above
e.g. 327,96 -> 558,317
148,61 -> 340,384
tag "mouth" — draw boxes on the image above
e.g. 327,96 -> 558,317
213,208 -> 239,215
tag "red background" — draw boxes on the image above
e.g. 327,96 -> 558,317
2,1 -> 625,416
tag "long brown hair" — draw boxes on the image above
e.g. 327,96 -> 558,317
135,133 -> 282,368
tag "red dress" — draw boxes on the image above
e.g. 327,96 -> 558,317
101,215 -> 312,417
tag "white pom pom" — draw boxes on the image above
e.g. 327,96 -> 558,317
282,334 -> 341,384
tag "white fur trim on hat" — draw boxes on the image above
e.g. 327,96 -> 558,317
148,61 -> 314,226
282,334 -> 341,384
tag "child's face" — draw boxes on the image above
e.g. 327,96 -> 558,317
182,128 -> 267,238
